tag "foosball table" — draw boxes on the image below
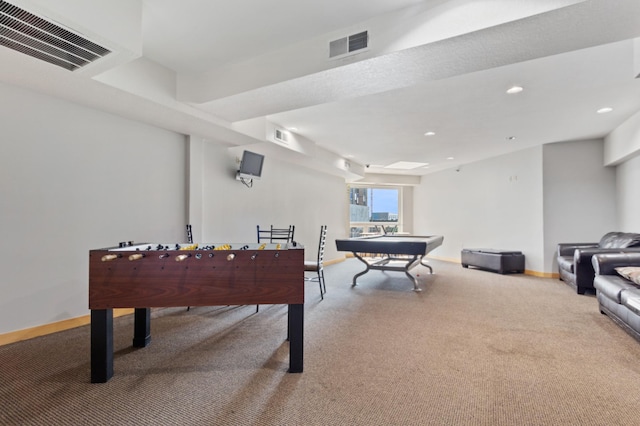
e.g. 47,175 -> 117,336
89,242 -> 304,383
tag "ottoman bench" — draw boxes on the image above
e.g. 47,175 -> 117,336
461,248 -> 525,274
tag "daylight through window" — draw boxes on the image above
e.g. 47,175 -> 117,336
349,186 -> 401,237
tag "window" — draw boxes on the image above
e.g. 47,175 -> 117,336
349,186 -> 401,237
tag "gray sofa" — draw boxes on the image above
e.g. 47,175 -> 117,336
557,232 -> 640,294
592,253 -> 640,342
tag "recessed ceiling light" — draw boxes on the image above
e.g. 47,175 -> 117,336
447,157 -> 454,160
506,86 -> 524,94
424,131 -> 436,136
597,107 -> 613,114
506,136 -> 517,141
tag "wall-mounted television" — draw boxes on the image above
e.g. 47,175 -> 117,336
237,150 -> 264,181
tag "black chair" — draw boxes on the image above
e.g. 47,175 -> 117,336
257,225 -> 295,244
305,225 -> 327,299
257,225 -> 271,243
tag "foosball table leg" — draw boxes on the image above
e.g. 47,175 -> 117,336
91,309 -> 113,383
288,303 -> 303,373
133,308 -> 151,347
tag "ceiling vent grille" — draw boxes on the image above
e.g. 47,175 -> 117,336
329,31 -> 368,58
274,128 -> 288,143
0,0 -> 111,71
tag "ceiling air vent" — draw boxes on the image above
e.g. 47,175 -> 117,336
329,31 -> 368,58
0,0 -> 111,71
274,128 -> 288,144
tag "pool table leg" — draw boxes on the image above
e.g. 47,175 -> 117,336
351,252 -> 372,286
419,256 -> 434,273
404,255 -> 422,292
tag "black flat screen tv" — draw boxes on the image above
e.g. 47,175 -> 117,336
237,150 -> 264,180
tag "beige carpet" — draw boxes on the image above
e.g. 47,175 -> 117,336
2,258 -> 640,425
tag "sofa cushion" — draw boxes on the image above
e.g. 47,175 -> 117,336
615,266 -> 640,285
594,275 -> 638,303
598,232 -> 640,249
557,256 -> 574,273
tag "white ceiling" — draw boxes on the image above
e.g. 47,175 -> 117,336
142,0 -> 431,73
2,0 -> 640,177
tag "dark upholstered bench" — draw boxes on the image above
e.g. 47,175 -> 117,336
461,249 -> 525,274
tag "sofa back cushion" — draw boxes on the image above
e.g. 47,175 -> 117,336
599,232 -> 640,249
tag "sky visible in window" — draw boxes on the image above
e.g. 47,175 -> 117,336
369,188 -> 398,214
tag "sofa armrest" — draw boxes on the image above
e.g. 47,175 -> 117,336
575,247 -> 640,265
592,252 -> 640,276
557,243 -> 597,257
572,247 -> 640,291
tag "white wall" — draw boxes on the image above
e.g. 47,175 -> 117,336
0,82 -> 187,334
4,77 -> 638,335
414,139 -> 622,274
199,141 -> 349,263
606,108 -> 640,231
414,146 -> 544,271
617,152 -> 640,231
604,109 -> 640,165
0,81 -> 350,335
542,139 -> 617,272
402,186 -> 414,235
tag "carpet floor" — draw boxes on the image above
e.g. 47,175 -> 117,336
1,258 -> 640,425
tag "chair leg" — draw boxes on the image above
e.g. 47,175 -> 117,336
317,271 -> 324,300
320,270 -> 327,295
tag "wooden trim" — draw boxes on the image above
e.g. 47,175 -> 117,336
426,254 -> 460,264
0,308 -> 134,347
527,271 -> 559,279
324,257 -> 346,266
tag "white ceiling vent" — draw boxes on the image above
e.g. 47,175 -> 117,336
329,31 -> 368,58
0,0 -> 111,71
274,128 -> 288,144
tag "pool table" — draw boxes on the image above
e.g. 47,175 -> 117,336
335,235 -> 444,291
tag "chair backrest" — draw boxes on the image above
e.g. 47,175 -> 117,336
257,225 -> 295,243
257,225 -> 271,243
270,225 -> 294,243
317,225 -> 327,266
